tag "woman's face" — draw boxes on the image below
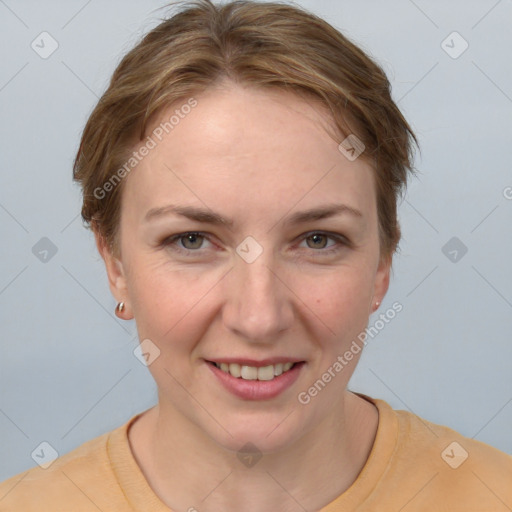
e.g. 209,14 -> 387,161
100,83 -> 390,452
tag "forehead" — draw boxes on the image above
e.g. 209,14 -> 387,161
122,84 -> 376,225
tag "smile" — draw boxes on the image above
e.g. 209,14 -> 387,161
206,360 -> 305,400
212,362 -> 296,381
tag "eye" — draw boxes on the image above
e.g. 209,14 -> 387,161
298,231 -> 349,255
161,232 -> 213,253
159,231 -> 349,257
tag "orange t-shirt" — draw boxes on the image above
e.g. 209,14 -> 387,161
1,396 -> 511,511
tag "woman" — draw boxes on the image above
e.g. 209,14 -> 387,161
1,0 -> 510,510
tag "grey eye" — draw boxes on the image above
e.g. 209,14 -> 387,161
180,233 -> 205,250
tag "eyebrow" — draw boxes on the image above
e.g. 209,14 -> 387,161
144,203 -> 363,227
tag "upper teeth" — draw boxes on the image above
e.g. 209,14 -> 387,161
215,362 -> 295,380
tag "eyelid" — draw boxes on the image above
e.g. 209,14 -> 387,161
160,230 -> 350,255
160,231 -> 216,252
296,231 -> 351,254
298,230 -> 350,245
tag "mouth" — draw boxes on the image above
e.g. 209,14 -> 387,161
207,360 -> 301,381
205,359 -> 306,400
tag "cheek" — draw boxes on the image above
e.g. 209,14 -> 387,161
127,247 -> 376,347
127,260 -> 221,341
296,268 -> 375,350
303,266 -> 373,313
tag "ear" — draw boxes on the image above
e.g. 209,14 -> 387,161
94,230 -> 134,320
370,252 -> 391,314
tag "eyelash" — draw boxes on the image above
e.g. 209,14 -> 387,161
159,231 -> 350,257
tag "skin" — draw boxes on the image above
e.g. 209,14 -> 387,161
96,81 -> 391,512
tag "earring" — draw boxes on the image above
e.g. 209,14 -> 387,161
115,302 -> 125,317
374,301 -> 380,309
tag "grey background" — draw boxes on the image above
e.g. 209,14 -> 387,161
1,0 -> 511,481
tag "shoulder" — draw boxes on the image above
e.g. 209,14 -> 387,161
378,399 -> 512,510
395,406 -> 512,472
0,423 -> 125,511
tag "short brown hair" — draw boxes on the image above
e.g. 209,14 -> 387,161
73,0 -> 418,261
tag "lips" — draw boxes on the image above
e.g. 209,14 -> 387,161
206,360 -> 305,400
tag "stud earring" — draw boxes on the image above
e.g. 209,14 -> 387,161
115,302 -> 125,317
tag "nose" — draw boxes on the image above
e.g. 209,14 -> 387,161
221,250 -> 295,344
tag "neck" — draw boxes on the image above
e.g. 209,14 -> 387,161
128,391 -> 378,512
